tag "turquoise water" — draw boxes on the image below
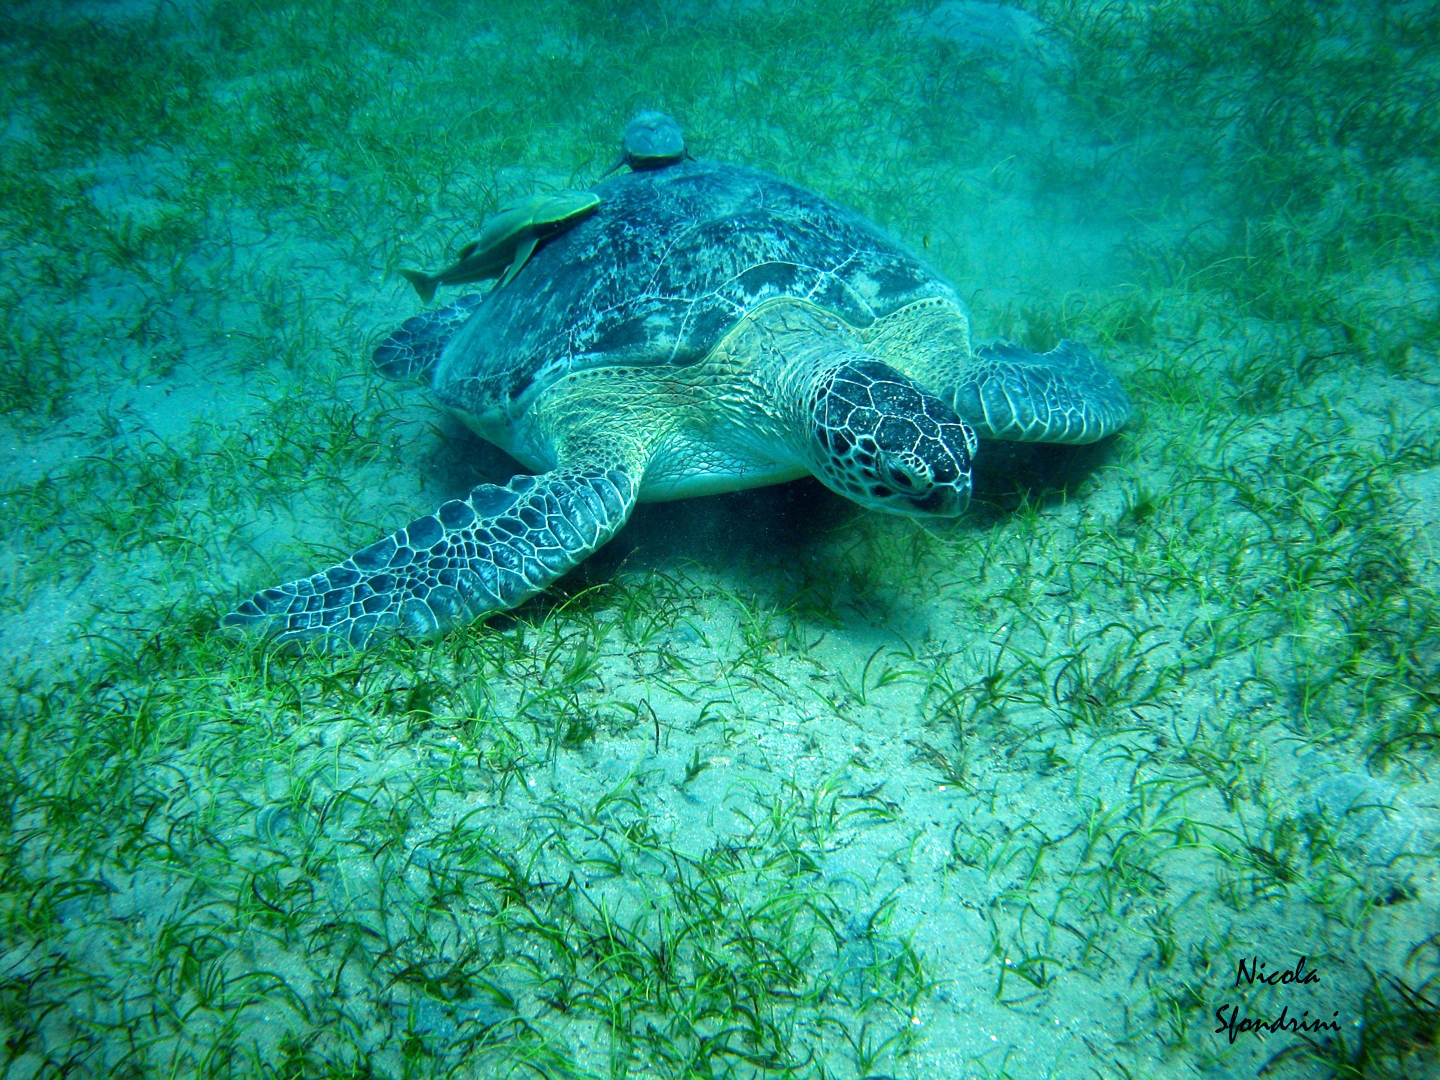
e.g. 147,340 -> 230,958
2,1 -> 1438,1076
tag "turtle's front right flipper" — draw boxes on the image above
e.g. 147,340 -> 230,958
222,467 -> 639,651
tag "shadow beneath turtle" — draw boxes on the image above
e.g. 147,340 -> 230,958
426,413 -> 1123,592
964,435 -> 1123,523
598,435 -> 1126,569
427,413 -> 854,577
594,477 -> 855,576
423,413 -> 527,497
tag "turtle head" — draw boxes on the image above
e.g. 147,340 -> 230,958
807,358 -> 975,520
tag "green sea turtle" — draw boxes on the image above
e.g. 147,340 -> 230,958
399,190 -> 600,302
225,160 -> 1130,649
601,110 -> 688,176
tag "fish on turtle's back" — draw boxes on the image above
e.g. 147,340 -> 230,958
433,161 -> 957,423
398,190 -> 600,303
602,110 -> 688,176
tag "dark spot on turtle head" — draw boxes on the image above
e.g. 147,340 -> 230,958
509,373 -> 533,401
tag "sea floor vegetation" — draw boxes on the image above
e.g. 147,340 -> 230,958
1,0 -> 1438,1077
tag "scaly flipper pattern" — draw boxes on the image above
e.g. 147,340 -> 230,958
223,467 -> 638,650
957,340 -> 1131,443
372,293 -> 484,381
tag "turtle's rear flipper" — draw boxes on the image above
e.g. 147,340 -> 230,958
956,340 -> 1131,444
373,293 -> 485,381
222,467 -> 639,651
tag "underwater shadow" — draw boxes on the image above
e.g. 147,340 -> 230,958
427,414 -> 1124,585
965,434 -> 1124,523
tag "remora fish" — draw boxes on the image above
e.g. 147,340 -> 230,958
399,190 -> 600,302
601,111 -> 688,177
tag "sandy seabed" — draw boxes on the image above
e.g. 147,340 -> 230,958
2,0 -> 1438,1077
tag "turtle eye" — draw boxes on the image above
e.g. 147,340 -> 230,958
883,462 -> 916,490
879,452 -> 931,494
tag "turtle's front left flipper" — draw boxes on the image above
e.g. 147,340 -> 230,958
223,466 -> 639,651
